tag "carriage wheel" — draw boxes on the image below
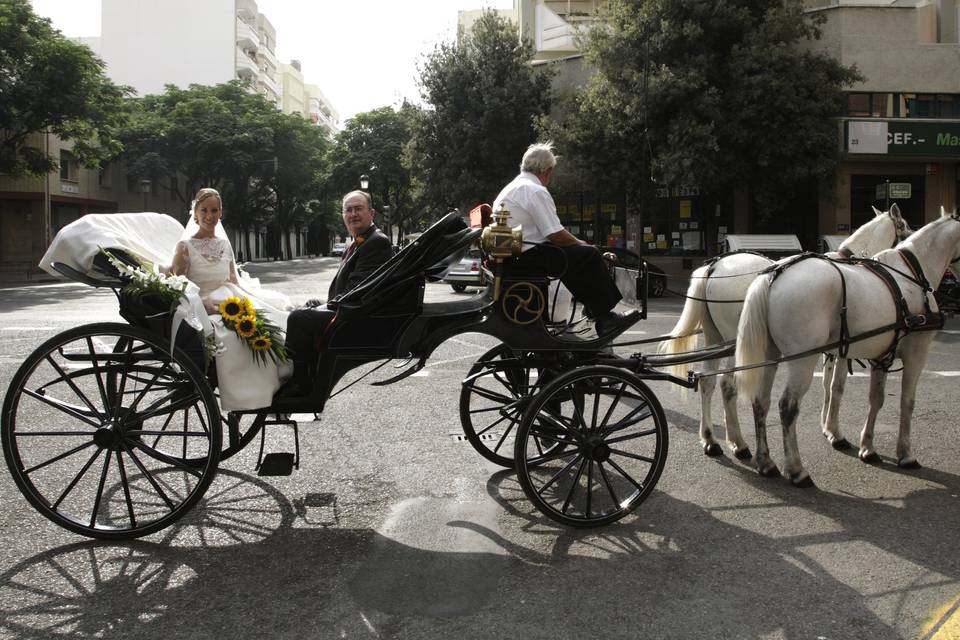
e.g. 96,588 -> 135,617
459,344 -> 565,467
109,337 -> 263,466
1,323 -> 221,539
514,366 -> 668,527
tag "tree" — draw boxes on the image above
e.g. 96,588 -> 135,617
329,104 -> 419,240
562,0 -> 861,221
0,0 -> 130,176
116,82 -> 280,258
413,10 -> 553,214
267,111 -> 331,259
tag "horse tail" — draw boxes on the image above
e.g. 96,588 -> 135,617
659,265 -> 710,379
736,273 -> 773,401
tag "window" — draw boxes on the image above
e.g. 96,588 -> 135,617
98,163 -> 111,188
59,150 -> 78,182
845,93 -> 893,118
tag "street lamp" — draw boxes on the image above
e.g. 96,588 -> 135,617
359,174 -> 369,190
139,178 -> 152,212
382,204 -> 391,243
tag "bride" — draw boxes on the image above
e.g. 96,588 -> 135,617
170,187 -> 293,410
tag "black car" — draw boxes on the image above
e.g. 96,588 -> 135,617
936,269 -> 960,314
601,246 -> 667,297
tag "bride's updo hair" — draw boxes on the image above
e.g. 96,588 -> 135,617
192,187 -> 222,223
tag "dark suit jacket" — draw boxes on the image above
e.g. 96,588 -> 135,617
328,224 -> 393,300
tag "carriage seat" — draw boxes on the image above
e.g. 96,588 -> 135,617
333,212 -> 481,312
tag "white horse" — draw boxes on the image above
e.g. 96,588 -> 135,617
735,207 -> 959,486
660,206 -> 910,458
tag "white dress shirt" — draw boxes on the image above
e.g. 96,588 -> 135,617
492,171 -> 565,251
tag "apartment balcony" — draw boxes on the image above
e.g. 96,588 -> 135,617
535,1 -> 600,57
235,47 -> 258,79
236,18 -> 260,50
236,0 -> 258,21
258,45 -> 278,71
258,73 -> 281,99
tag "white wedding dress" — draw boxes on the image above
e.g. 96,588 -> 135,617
177,236 -> 293,410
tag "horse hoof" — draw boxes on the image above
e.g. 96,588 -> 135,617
734,447 -> 753,460
704,442 -> 723,457
758,464 -> 780,478
898,457 -> 921,469
790,473 -> 815,488
859,451 -> 881,464
831,438 -> 851,451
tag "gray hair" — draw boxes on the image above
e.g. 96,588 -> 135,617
520,142 -> 557,174
342,190 -> 373,210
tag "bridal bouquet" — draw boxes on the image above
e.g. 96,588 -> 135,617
101,248 -> 189,312
218,296 -> 290,366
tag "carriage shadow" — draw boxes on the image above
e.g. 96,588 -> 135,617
0,463 -> 955,639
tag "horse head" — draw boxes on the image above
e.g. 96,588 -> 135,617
841,203 -> 912,258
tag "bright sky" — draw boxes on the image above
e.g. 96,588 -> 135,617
29,0 -> 514,123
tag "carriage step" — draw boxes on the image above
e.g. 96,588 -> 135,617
256,415 -> 300,474
257,452 -> 297,476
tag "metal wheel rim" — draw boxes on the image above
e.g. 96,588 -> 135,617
1,323 -> 221,539
514,366 -> 668,527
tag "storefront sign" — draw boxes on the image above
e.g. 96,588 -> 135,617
875,182 -> 912,199
601,203 -> 617,214
847,120 -> 960,157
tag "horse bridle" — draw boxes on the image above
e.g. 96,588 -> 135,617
837,213 -> 910,259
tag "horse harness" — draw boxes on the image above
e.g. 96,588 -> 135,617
765,250 -> 945,371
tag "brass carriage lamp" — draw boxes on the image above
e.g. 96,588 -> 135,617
480,204 -> 523,300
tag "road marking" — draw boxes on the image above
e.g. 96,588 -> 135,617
932,371 -> 960,377
813,371 -> 870,378
623,330 -> 648,335
940,330 -> 960,335
921,592 -> 960,640
410,370 -> 430,377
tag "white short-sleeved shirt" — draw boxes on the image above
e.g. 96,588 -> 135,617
492,171 -> 565,251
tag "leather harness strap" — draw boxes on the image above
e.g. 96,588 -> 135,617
766,251 -> 944,371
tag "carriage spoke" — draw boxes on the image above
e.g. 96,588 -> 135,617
111,340 -> 134,421
597,461 -> 621,506
569,384 -> 589,432
15,431 -> 97,437
467,384 -> 514,405
526,447 -> 579,467
126,439 -> 203,478
590,384 -> 602,434
120,367 -> 165,422
536,453 -> 583,496
608,448 -> 656,464
491,420 -> 516,454
115,450 -> 137,528
149,411 -> 177,448
597,382 -> 627,433
121,442 -> 175,511
585,461 -> 594,517
604,427 -> 659,445
86,337 -> 111,410
192,403 -> 210,435
475,413 -> 511,437
135,389 -> 202,422
560,458 -> 588,514
52,448 -> 104,509
89,450 -> 112,527
22,389 -> 101,429
606,458 -> 644,492
21,441 -> 95,475
44,355 -> 102,420
601,403 -> 651,436
126,430 -> 210,438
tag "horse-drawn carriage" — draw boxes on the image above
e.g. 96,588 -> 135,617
3,208 -> 716,540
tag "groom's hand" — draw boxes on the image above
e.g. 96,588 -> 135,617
304,298 -> 323,308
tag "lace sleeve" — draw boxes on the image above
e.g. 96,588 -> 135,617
170,240 -> 190,276
227,240 -> 239,284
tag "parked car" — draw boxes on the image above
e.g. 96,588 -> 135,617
443,248 -> 484,292
600,246 -> 667,298
936,269 -> 960,314
331,242 -> 347,257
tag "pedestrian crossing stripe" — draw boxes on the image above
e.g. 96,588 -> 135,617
921,592 -> 960,640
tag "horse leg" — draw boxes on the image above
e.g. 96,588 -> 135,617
698,324 -> 724,456
895,344 -> 928,468
822,357 -> 851,450
779,357 -> 818,487
820,355 -> 834,431
858,367 -> 887,463
751,364 -> 779,477
719,365 -> 751,459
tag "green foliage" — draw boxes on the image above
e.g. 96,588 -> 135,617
413,10 -> 554,213
329,103 -> 419,237
0,0 -> 131,176
560,0 -> 861,215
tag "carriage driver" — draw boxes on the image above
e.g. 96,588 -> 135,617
493,142 -> 635,337
282,190 -> 393,397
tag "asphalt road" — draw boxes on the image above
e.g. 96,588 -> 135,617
0,256 -> 957,640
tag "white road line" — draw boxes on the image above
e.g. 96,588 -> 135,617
932,371 -> 960,377
813,372 -> 870,378
410,370 -> 430,377
623,330 -> 648,335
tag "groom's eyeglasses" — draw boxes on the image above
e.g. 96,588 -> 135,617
343,205 -> 369,214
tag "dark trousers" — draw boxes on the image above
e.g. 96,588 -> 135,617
286,305 -> 336,384
508,244 -> 622,317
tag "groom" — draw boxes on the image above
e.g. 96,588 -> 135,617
283,190 -> 393,397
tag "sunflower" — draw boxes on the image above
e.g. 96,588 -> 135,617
235,315 -> 257,339
219,296 -> 244,321
250,334 -> 272,351
240,297 -> 256,318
